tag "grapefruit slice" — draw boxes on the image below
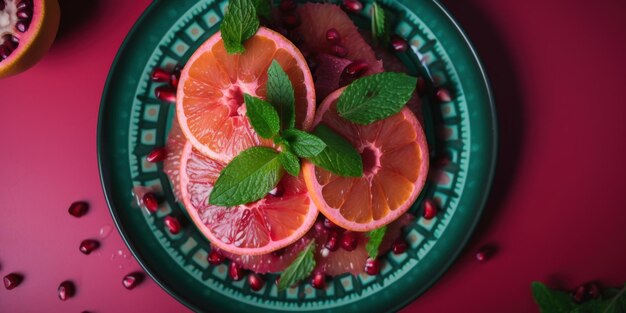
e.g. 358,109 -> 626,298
176,27 -> 315,163
303,88 -> 429,232
163,118 -> 185,200
0,0 -> 60,78
179,141 -> 318,256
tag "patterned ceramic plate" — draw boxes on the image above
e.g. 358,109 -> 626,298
98,0 -> 496,312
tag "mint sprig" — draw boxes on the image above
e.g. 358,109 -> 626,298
244,94 -> 280,139
209,147 -> 283,206
278,241 -> 316,291
220,0 -> 260,54
309,125 -> 363,177
267,61 -> 296,130
337,72 -> 417,125
279,150 -> 300,177
371,2 -> 389,46
282,129 -> 327,158
365,226 -> 387,259
531,281 -> 626,313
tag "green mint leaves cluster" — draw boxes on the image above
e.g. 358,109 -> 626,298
277,241 -> 316,291
532,282 -> 626,313
220,0 -> 271,54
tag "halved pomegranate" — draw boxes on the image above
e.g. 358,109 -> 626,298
0,0 -> 60,78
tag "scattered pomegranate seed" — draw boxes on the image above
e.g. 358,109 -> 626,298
311,272 -> 326,289
229,262 -> 244,281
122,272 -> 145,290
16,1 -> 28,10
274,276 -> 280,286
436,88 -> 452,102
586,282 -> 601,299
314,220 -> 327,235
151,67 -> 170,82
392,237 -> 408,254
58,281 -> 75,301
279,0 -> 297,12
16,9 -> 30,19
341,232 -> 357,251
475,245 -> 496,262
330,44 -> 348,58
164,216 -> 181,234
141,192 -> 159,213
390,35 -> 408,52
282,13 -> 301,29
146,147 -> 167,163
364,258 -> 380,275
344,60 -> 369,77
248,273 -> 264,291
16,20 -> 28,33
170,68 -> 181,89
342,0 -> 363,13
323,218 -> 337,230
208,250 -> 225,265
3,273 -> 23,290
68,201 -> 89,217
571,284 -> 587,303
422,199 -> 437,219
326,28 -> 341,43
79,239 -> 100,255
325,235 -> 339,252
155,85 -> 176,102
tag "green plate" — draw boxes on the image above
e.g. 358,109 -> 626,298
98,0 -> 496,312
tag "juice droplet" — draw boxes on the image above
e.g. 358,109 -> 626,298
99,225 -> 113,238
117,249 -> 123,256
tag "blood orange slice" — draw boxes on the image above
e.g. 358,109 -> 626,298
176,27 -> 315,163
179,141 -> 318,256
303,88 -> 429,232
163,118 -> 185,200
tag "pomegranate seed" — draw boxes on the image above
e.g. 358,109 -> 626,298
146,147 -> 167,163
314,220 -> 327,235
248,273 -> 264,291
325,235 -> 339,252
16,9 -> 30,19
142,192 -> 159,213
344,60 -> 369,77
586,282 -> 601,299
283,13 -> 300,29
330,44 -> 348,58
68,201 -> 89,217
423,199 -> 437,219
207,250 -> 225,265
3,34 -> 18,50
436,88 -> 452,102
326,28 -> 341,43
170,68 -> 181,89
79,239 -> 100,255
3,273 -> 23,290
229,262 -> 244,281
122,272 -> 145,290
164,216 -> 181,234
392,237 -> 408,254
274,276 -> 280,286
323,218 -> 337,230
0,0 -> 4,10
364,258 -> 380,275
341,232 -> 357,251
571,284 -> 587,303
475,245 -> 496,262
311,272 -> 326,289
150,67 -> 170,82
390,35 -> 408,52
155,85 -> 176,102
279,0 -> 297,12
416,76 -> 427,96
0,45 -> 10,59
16,0 -> 29,10
58,281 -> 75,301
16,20 -> 28,33
343,0 -> 363,13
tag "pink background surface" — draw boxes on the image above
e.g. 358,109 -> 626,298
1,0 -> 625,312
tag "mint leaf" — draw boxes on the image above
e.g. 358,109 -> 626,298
267,60 -> 296,130
531,282 -> 576,313
282,129 -> 326,158
308,125 -> 363,177
244,94 -> 280,139
601,285 -> 626,313
220,0 -> 260,54
337,72 -> 417,125
209,147 -> 284,206
278,241 -> 316,291
251,0 -> 271,19
371,2 -> 389,45
279,150 -> 300,177
365,226 -> 387,259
